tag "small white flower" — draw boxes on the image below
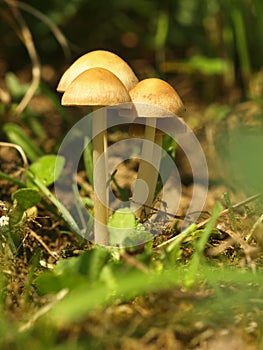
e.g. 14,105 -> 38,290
0,215 -> 9,227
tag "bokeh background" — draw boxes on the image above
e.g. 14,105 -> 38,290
1,0 -> 263,194
1,0 -> 263,101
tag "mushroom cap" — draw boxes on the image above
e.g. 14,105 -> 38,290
57,50 -> 138,92
129,78 -> 186,118
61,67 -> 131,107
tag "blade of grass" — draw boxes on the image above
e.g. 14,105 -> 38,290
27,170 -> 80,234
185,202 -> 223,287
22,248 -> 41,305
223,191 -> 237,231
0,171 -> 25,188
231,1 -> 251,83
83,136 -> 93,187
246,212 -> 263,242
3,123 -> 43,162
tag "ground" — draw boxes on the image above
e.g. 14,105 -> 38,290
1,75 -> 263,349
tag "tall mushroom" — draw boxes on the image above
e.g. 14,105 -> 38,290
57,50 -> 138,244
129,78 -> 185,219
57,49 -> 138,182
61,67 -> 131,245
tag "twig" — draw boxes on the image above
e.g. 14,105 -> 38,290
196,193 -> 262,230
206,236 -> 235,256
0,141 -> 28,168
29,229 -> 59,261
5,0 -> 41,116
246,212 -> 263,242
10,0 -> 70,59
19,288 -> 68,332
131,199 -> 194,220
156,193 -> 262,249
207,225 -> 259,272
121,251 -> 149,273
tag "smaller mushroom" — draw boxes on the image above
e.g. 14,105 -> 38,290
62,67 -> 131,245
128,78 -> 186,219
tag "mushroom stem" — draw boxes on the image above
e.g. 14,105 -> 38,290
92,107 -> 109,245
131,118 -> 161,219
149,131 -> 163,203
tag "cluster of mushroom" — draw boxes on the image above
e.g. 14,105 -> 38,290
57,50 -> 185,246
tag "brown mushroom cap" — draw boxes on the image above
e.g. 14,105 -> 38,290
129,78 -> 186,118
128,78 -> 186,136
61,67 -> 131,107
57,50 -> 138,93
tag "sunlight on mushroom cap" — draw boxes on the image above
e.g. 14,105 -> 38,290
57,50 -> 138,93
129,78 -> 186,118
61,67 -> 131,107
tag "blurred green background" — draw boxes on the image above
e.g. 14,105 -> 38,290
1,0 -> 263,102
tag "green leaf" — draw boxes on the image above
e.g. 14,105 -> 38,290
108,208 -> 136,231
3,123 -> 43,162
5,72 -> 29,99
12,188 -> 41,210
188,55 -> 229,75
55,247 -> 111,283
45,267 -> 181,326
108,208 -> 152,247
35,271 -> 64,295
26,155 -> 65,188
108,208 -> 136,246
185,202 -> 223,287
9,188 -> 41,225
36,247 -> 111,295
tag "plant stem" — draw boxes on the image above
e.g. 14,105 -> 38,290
27,170 -> 80,234
0,171 -> 25,188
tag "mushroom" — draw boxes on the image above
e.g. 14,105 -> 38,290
57,49 -> 138,93
128,78 -> 186,219
61,67 -> 131,245
57,50 -> 138,190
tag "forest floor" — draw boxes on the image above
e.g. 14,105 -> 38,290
1,74 -> 263,349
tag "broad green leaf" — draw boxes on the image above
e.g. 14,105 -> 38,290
12,188 -> 41,210
45,267 -> 181,326
9,188 -> 40,225
108,208 -> 152,247
35,247 -> 111,295
26,155 -> 65,188
55,246 -> 111,282
108,208 -> 136,246
108,208 -> 136,231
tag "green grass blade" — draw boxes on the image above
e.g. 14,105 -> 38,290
3,123 -> 43,162
185,202 -> 223,287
